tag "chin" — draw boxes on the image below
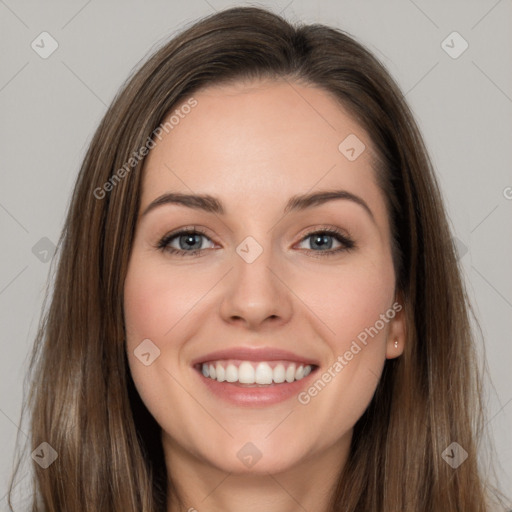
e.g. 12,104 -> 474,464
201,437 -> 307,475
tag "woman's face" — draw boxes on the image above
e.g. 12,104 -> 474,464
124,78 -> 405,476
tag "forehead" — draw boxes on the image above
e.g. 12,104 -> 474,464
140,79 -> 385,222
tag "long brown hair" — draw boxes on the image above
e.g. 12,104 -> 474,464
8,6 -> 509,511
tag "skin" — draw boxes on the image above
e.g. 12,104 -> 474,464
123,78 -> 406,512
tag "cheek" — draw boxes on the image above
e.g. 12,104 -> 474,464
292,259 -> 396,432
299,257 -> 396,346
123,253 -> 206,428
296,258 -> 393,381
123,253 -> 226,404
123,256 -> 209,343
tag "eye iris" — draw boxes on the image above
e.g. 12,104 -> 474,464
180,233 -> 202,250
311,234 -> 333,250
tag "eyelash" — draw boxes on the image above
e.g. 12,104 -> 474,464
156,226 -> 356,258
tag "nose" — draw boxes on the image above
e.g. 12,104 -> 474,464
219,243 -> 294,330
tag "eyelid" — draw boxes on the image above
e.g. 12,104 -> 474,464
293,225 -> 355,253
156,224 -> 355,257
295,224 -> 353,243
156,225 -> 216,251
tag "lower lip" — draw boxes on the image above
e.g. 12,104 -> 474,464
194,366 -> 318,407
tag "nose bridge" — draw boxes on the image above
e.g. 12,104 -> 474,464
233,232 -> 280,301
218,230 -> 293,327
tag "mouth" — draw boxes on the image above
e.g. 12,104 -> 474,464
194,360 -> 318,386
191,348 -> 320,406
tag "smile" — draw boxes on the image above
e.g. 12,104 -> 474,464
191,346 -> 320,406
193,361 -> 319,407
199,360 -> 315,385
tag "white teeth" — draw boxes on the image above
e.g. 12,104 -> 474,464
255,362 -> 273,384
285,365 -> 296,383
215,363 -> 225,382
273,364 -> 286,383
238,362 -> 255,384
226,363 -> 238,383
200,361 -> 314,385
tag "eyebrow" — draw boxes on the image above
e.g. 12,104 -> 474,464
141,189 -> 375,222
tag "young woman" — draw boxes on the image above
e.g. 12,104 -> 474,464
8,6 -> 510,512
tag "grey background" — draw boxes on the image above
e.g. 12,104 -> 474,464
1,0 -> 511,506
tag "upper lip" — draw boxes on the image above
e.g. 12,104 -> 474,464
191,347 -> 320,367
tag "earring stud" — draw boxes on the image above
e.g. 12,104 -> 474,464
394,339 -> 399,348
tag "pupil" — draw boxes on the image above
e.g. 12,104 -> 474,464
312,234 -> 332,250
181,234 -> 201,250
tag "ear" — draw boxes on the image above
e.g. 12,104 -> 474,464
385,289 -> 406,359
